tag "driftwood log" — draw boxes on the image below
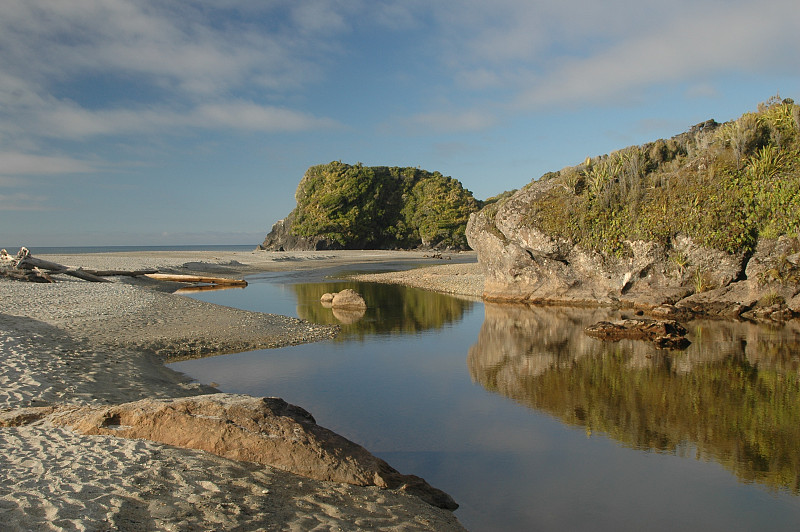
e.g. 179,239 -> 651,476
1,247 -> 246,287
16,256 -> 111,282
144,273 -> 248,287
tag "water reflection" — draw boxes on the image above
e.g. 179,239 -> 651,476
468,303 -> 800,494
292,282 -> 475,339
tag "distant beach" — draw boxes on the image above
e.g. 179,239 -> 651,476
0,249 -> 475,531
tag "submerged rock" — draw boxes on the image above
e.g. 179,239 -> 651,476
585,318 -> 690,349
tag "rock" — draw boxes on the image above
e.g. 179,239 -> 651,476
465,179 -> 798,318
259,211 -> 335,251
332,307 -> 366,324
0,406 -> 56,427
320,293 -> 335,303
259,162 -> 478,251
331,289 -> 367,310
47,394 -> 458,510
585,318 -> 690,349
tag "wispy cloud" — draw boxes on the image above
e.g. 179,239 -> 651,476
0,0 -> 345,143
0,152 -> 97,175
403,110 -> 499,134
0,192 -> 50,211
418,0 -> 800,119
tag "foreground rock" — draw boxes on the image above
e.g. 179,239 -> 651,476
585,318 -> 690,349
35,394 -> 457,510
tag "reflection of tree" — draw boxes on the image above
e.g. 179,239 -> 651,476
469,303 -> 800,494
291,281 -> 474,340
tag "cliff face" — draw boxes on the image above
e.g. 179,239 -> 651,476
467,190 -> 800,318
260,162 -> 480,251
259,211 -> 335,251
466,99 -> 800,319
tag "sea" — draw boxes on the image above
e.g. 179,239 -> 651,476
1,245 -> 257,255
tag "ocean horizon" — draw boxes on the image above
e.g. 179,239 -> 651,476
2,244 -> 257,255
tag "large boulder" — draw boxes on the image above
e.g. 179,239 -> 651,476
46,394 -> 458,510
331,289 -> 367,310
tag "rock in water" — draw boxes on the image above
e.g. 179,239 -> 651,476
331,289 -> 367,310
320,292 -> 335,303
585,318 -> 690,349
47,393 -> 458,510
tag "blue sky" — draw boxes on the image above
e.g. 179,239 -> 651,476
2,0 -> 799,247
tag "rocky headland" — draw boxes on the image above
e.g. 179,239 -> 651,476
260,161 -> 480,251
467,98 -> 800,321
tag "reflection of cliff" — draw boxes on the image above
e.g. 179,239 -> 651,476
292,282 -> 474,339
469,303 -> 800,493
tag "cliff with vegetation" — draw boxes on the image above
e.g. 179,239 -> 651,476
467,97 -> 800,318
260,162 -> 480,251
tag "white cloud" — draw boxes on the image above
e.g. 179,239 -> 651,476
10,100 -> 339,139
0,0 -> 344,144
193,102 -> 339,132
0,152 -> 97,175
405,110 -> 499,134
425,0 -> 800,109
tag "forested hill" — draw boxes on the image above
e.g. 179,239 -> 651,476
260,162 -> 481,250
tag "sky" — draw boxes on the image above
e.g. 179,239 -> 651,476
2,0 -> 799,247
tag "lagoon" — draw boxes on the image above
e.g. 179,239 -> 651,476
170,266 -> 800,531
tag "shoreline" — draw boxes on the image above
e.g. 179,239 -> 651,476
1,250 -> 473,531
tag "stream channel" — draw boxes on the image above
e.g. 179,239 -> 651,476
169,261 -> 800,531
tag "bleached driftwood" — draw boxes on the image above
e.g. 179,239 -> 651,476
16,256 -> 111,283
1,248 -> 53,283
84,269 -> 158,277
2,247 -> 246,287
144,273 -> 248,287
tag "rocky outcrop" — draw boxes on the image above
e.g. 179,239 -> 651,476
259,162 -> 479,251
331,289 -> 367,310
584,318 -> 690,349
466,180 -> 800,319
259,211 -> 335,251
41,394 -> 457,510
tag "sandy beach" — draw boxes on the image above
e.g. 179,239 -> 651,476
0,249 -> 477,531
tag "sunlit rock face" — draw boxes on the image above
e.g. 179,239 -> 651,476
465,177 -> 800,318
468,303 -> 800,493
45,394 -> 459,510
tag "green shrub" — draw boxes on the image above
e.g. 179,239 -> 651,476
292,162 -> 479,249
515,98 -> 800,256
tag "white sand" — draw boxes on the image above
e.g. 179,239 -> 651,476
0,250 -> 469,531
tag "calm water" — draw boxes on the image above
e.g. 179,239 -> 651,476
170,269 -> 800,531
